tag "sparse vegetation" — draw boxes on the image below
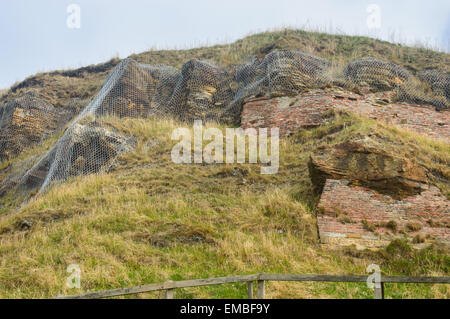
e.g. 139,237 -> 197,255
2,29 -> 449,110
338,216 -> 355,224
0,111 -> 448,298
406,222 -> 423,232
362,220 -> 376,232
385,221 -> 398,233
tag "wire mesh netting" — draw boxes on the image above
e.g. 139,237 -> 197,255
0,49 -> 448,195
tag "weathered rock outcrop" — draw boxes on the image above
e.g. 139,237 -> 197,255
2,53 -> 449,203
411,69 -> 450,110
18,122 -> 135,193
264,50 -> 331,96
168,59 -> 234,122
317,179 -> 449,248
418,69 -> 450,101
223,50 -> 331,123
308,137 -> 429,199
240,89 -> 450,140
344,57 -> 411,91
0,93 -> 79,160
147,65 -> 181,115
95,59 -> 155,118
307,138 -> 449,248
244,50 -> 331,97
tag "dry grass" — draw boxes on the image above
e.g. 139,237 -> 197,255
2,29 -> 448,112
0,113 -> 448,298
132,29 -> 450,72
0,29 -> 448,299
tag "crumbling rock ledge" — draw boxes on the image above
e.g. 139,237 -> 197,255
317,179 -> 449,248
240,89 -> 450,140
308,137 -> 430,199
0,93 -> 80,161
307,138 -> 449,248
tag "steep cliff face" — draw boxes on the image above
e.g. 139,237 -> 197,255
308,137 -> 430,198
240,90 -> 449,248
308,137 -> 449,247
0,30 -> 449,299
168,59 -> 235,122
0,93 -> 80,161
0,35 -> 448,253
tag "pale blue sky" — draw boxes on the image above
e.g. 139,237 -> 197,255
0,0 -> 449,88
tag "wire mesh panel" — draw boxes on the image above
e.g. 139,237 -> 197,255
0,49 -> 447,195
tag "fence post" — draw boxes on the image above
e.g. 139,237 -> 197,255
257,280 -> 265,299
247,282 -> 253,299
374,282 -> 384,299
164,281 -> 175,299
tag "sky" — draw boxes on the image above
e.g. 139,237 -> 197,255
0,0 -> 449,89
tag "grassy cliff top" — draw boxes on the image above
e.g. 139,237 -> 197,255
1,29 -> 449,109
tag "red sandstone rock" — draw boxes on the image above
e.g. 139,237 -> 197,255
240,89 -> 450,141
317,179 -> 449,248
308,137 -> 429,199
239,89 -> 450,248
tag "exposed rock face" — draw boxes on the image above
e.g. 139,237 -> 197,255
344,57 -> 411,91
222,50 -> 331,124
146,65 -> 181,115
0,93 -> 79,160
239,84 -> 449,249
2,54 -> 449,204
15,146 -> 57,194
418,69 -> 450,101
18,123 -> 135,193
53,123 -> 135,177
308,138 -> 449,248
414,69 -> 450,110
235,50 -> 330,97
240,89 -> 450,140
265,50 -> 331,96
95,59 -> 155,118
317,179 -> 449,248
308,137 -> 429,199
168,59 -> 234,122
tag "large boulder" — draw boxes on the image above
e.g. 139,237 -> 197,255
308,137 -> 429,199
262,50 -> 331,96
418,69 -> 450,100
223,50 -> 331,124
168,59 -> 234,122
344,57 -> 411,91
0,93 -> 78,160
18,122 -> 135,193
94,59 -> 155,118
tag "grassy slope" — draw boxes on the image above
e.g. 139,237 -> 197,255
0,30 -> 449,298
131,29 -> 450,72
0,112 -> 448,298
